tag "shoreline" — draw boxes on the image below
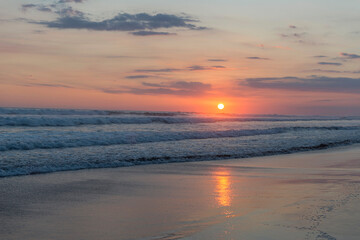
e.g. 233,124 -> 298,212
1,145 -> 360,239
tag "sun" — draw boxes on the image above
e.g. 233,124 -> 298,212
217,103 -> 224,110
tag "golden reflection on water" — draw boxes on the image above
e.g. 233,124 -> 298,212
213,170 -> 232,207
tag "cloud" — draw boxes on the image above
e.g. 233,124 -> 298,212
280,31 -> 315,45
105,55 -> 157,59
135,65 -> 225,73
318,62 -> 342,66
313,55 -> 327,58
22,82 -> 74,88
37,6 -> 53,12
125,75 -> 152,79
279,26 -> 320,45
246,57 -> 270,60
142,82 -> 163,87
55,6 -> 84,17
242,42 -> 292,51
167,81 -> 211,91
131,31 -> 175,36
208,59 -> 227,62
141,81 -> 212,91
340,52 -> 360,59
33,11 -> 207,34
310,69 -> 360,74
188,65 -> 208,71
103,81 -> 212,96
106,87 -> 183,95
58,0 -> 86,3
33,30 -> 46,34
312,99 -> 333,103
281,32 -> 307,39
22,0 -> 207,35
21,4 -> 52,12
135,68 -> 181,73
187,65 -> 225,71
21,4 -> 37,11
240,76 -> 360,93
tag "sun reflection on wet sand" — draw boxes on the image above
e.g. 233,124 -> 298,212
213,169 -> 232,208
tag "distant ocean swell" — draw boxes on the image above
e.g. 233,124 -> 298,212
1,108 -> 360,178
0,108 -> 186,116
1,116 -> 358,127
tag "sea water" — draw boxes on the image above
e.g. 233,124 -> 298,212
1,107 -> 360,177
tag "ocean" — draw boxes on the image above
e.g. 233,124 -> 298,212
1,107 -> 360,178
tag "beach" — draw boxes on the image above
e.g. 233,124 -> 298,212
2,0 -> 360,238
1,145 -> 359,240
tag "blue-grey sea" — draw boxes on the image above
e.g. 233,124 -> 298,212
1,107 -> 360,177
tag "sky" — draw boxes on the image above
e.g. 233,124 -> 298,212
0,0 -> 359,115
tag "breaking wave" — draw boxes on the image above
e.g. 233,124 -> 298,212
1,126 -> 359,151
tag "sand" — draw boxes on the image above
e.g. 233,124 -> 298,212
0,145 -> 360,240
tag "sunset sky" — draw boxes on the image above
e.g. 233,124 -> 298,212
1,0 -> 359,115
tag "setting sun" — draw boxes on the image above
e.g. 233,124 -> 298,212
218,103 -> 225,110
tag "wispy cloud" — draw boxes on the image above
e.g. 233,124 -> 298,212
125,75 -> 152,79
310,69 -> 360,74
312,99 -> 333,103
318,62 -> 342,66
242,42 -> 292,51
33,30 -> 46,34
279,25 -> 320,45
187,65 -> 225,71
37,6 -> 53,12
21,4 -> 38,11
58,0 -> 86,3
134,65 -> 226,73
131,31 -> 175,36
21,4 -> 53,12
280,32 -> 307,40
246,57 -> 270,60
135,68 -> 181,73
340,52 -> 360,59
208,59 -> 227,62
240,76 -> 360,93
166,81 -> 211,91
21,82 -> 74,88
103,81 -> 212,96
104,55 -> 158,59
280,33 -> 315,45
22,0 -> 91,12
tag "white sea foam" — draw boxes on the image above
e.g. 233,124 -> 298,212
1,133 -> 359,178
1,126 -> 359,151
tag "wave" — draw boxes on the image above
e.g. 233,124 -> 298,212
0,138 -> 359,178
1,126 -> 359,151
2,107 -> 360,178
1,115 -> 358,127
0,107 -> 188,116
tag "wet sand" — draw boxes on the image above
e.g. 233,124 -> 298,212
0,145 -> 360,240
